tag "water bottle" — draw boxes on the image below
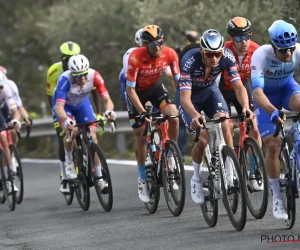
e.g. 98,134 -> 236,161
155,144 -> 161,161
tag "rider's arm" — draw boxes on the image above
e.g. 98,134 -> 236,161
251,48 -> 276,114
55,76 -> 70,122
93,71 -> 114,111
126,51 -> 146,114
164,66 -> 177,90
91,89 -> 102,114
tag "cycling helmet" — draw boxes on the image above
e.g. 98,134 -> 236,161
68,54 -> 89,73
135,28 -> 144,47
226,17 -> 252,36
268,20 -> 298,48
0,66 -> 7,74
59,41 -> 81,56
141,25 -> 164,43
0,71 -> 7,86
200,29 -> 224,51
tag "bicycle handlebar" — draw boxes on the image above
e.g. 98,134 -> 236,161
273,111 -> 300,137
66,118 -> 117,143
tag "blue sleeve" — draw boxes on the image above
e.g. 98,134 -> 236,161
250,49 -> 266,90
223,49 -> 241,83
55,76 -> 70,103
178,51 -> 195,91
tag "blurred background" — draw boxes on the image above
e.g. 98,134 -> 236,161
0,0 -> 298,160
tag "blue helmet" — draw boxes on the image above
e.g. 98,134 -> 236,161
200,29 -> 224,51
268,20 -> 298,48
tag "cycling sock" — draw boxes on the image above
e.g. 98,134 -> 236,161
64,149 -> 73,162
269,178 -> 282,200
60,161 -> 68,180
193,161 -> 202,180
138,165 -> 147,180
3,166 -> 8,179
249,154 -> 257,176
95,164 -> 102,177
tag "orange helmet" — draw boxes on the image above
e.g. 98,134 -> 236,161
226,17 -> 252,36
141,25 -> 164,43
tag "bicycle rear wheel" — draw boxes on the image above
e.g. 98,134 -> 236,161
280,149 -> 296,229
10,145 -> 24,204
200,153 -> 218,227
0,150 -> 15,211
162,140 -> 186,217
241,137 -> 268,219
221,145 -> 247,231
91,143 -> 113,212
73,146 -> 90,211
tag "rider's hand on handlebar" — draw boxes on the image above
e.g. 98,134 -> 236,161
10,119 -> 21,131
190,114 -> 206,131
270,110 -> 285,124
64,118 -> 75,130
242,108 -> 255,120
24,117 -> 32,127
105,110 -> 116,120
138,112 -> 152,125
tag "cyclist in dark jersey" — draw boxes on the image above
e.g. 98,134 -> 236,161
178,29 -> 255,205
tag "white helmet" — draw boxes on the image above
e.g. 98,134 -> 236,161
200,29 -> 224,52
135,28 -> 143,47
68,54 -> 90,73
0,71 -> 7,86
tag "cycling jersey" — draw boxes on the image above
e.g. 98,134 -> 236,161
126,46 -> 180,91
4,79 -> 22,108
0,83 -> 17,111
179,48 -> 240,93
47,62 -> 63,96
222,41 -> 259,90
54,69 -> 108,107
251,43 -> 300,138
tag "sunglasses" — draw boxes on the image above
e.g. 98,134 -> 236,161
148,39 -> 163,49
202,49 -> 223,58
274,45 -> 296,54
72,71 -> 88,78
234,35 -> 252,42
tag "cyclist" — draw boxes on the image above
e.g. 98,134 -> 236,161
219,17 -> 262,191
179,29 -> 254,204
126,25 -> 180,203
47,41 -> 102,194
0,71 -> 21,193
251,20 -> 300,220
53,54 -> 115,191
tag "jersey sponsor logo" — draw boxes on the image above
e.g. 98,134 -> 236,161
139,67 -> 167,76
183,56 -> 195,71
230,65 -> 238,71
223,50 -> 236,63
273,68 -> 296,76
193,75 -> 216,83
180,73 -> 191,80
266,70 -> 274,75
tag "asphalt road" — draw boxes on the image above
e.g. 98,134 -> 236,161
0,161 -> 300,250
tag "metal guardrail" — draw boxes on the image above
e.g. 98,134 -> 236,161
21,108 -> 296,153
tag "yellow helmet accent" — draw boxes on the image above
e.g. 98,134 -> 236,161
59,41 -> 81,56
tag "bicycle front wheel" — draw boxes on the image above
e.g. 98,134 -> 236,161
241,137 -> 268,219
200,154 -> 218,227
64,185 -> 74,205
10,145 -> 24,204
0,150 -> 15,211
221,145 -> 247,231
91,143 -> 113,212
145,163 -> 160,214
162,140 -> 186,217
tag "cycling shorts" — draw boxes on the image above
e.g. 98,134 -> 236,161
127,81 -> 172,128
255,77 -> 300,138
178,84 -> 229,134
220,78 -> 254,115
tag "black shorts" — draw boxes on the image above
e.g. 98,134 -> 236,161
1,104 -> 12,123
127,81 -> 172,128
220,78 -> 254,115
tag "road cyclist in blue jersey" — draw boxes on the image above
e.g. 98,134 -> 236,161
178,29 -> 255,204
251,20 -> 300,220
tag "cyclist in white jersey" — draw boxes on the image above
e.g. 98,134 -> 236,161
251,20 -> 300,220
53,54 -> 116,191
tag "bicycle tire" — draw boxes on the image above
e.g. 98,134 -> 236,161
241,137 -> 268,219
221,145 -> 247,231
10,145 -> 24,204
162,140 -> 186,217
64,185 -> 74,205
281,148 -> 296,229
0,150 -> 15,211
91,143 -> 113,212
145,163 -> 160,214
73,146 -> 90,211
200,154 -> 218,227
